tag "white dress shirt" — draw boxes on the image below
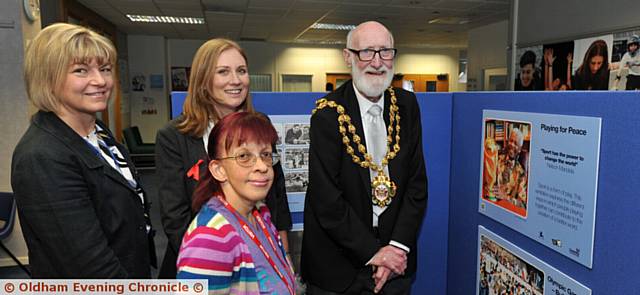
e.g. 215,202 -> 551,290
353,84 -> 410,254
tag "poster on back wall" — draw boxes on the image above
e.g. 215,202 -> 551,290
514,46 -> 544,91
477,226 -> 591,295
479,110 -> 601,268
541,41 -> 574,90
571,35 -> 613,90
609,30 -> 640,90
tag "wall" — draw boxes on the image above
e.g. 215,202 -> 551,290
467,20 -> 509,91
127,35 -> 169,142
396,48 -> 465,92
517,0 -> 640,46
0,0 -> 40,267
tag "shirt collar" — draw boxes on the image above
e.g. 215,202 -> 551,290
353,82 -> 385,117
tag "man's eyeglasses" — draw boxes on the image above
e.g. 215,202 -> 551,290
347,48 -> 397,61
217,151 -> 280,168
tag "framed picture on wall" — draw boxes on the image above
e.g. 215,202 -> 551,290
171,67 -> 190,91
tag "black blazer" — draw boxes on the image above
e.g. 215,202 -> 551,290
155,116 -> 292,278
301,81 -> 428,291
11,111 -> 154,278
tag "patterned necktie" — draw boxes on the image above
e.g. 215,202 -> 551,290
366,104 -> 386,166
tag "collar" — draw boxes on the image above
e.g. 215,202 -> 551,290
203,120 -> 215,153
353,83 -> 385,118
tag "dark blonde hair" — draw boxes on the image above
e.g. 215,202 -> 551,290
24,23 -> 116,112
177,38 -> 254,137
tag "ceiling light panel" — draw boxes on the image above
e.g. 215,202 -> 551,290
126,14 -> 204,24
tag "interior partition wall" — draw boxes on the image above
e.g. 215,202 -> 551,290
171,90 -> 638,294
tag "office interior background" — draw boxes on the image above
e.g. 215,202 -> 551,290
1,0 -> 638,286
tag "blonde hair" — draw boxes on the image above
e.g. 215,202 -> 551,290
177,38 -> 254,137
24,23 -> 116,112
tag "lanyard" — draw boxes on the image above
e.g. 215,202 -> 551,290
217,196 -> 295,295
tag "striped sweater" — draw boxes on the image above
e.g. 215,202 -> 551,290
177,197 -> 293,294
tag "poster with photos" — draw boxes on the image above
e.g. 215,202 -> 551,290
479,110 -> 601,268
609,30 -> 640,90
269,115 -> 311,231
477,226 -> 591,295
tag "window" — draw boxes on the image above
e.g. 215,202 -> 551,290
282,75 -> 312,92
250,74 -> 272,92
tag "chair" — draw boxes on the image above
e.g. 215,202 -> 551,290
122,126 -> 155,169
0,192 -> 31,277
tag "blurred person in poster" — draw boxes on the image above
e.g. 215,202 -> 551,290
302,21 -> 428,294
573,40 -> 610,90
543,47 -> 573,90
515,50 -> 543,91
155,38 -> 292,278
176,112 -> 295,294
614,35 -> 640,90
285,124 -> 303,144
497,128 -> 528,208
12,23 -> 155,278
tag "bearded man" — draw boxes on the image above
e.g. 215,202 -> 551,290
301,21 -> 428,294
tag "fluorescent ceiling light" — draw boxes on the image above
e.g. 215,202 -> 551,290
126,14 -> 204,24
311,23 -> 356,31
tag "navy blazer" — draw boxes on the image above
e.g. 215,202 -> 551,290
155,115 -> 292,278
301,81 -> 428,291
11,111 -> 155,278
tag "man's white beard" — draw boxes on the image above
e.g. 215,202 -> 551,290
351,59 -> 393,99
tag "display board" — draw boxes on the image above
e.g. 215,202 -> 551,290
170,91 -> 452,295
479,110 -> 602,267
448,91 -> 640,295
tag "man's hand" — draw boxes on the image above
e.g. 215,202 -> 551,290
368,245 -> 407,275
372,265 -> 397,293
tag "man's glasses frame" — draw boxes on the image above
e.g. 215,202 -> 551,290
217,151 -> 280,168
347,48 -> 397,61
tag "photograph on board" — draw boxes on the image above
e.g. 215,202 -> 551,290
478,234 -> 544,295
482,119 -> 531,218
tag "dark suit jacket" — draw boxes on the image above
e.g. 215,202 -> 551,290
155,116 -> 292,278
11,111 -> 154,278
301,81 -> 428,291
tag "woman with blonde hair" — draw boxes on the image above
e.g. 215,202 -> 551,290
12,23 -> 155,278
155,38 -> 291,278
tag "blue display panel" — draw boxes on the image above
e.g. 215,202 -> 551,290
448,91 -> 640,295
479,110 -> 601,268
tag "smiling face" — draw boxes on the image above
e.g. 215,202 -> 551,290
56,59 -> 113,119
344,22 -> 394,101
211,141 -> 274,213
210,48 -> 250,117
506,129 -> 523,159
519,64 -> 534,87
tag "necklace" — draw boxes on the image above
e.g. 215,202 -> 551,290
312,87 -> 401,207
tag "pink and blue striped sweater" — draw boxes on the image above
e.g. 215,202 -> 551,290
177,197 -> 293,294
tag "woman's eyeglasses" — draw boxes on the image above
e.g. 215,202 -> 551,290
217,151 -> 280,168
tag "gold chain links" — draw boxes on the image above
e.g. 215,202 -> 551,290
312,87 -> 401,174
